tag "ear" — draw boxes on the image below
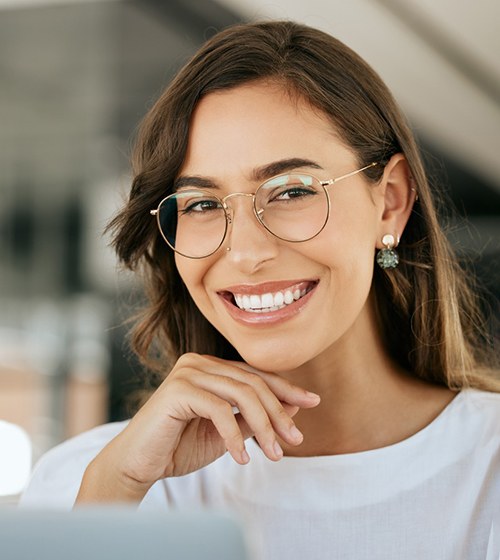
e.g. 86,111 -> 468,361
376,153 -> 416,248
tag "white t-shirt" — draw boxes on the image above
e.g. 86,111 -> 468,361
20,389 -> 500,560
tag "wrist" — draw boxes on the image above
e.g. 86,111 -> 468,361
75,453 -> 153,505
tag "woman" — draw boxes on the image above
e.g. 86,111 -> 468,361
21,21 -> 500,559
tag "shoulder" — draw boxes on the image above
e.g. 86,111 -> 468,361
460,387 -> 500,418
448,388 -> 500,442
20,421 -> 128,509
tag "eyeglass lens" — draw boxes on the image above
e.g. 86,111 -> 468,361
157,174 -> 329,258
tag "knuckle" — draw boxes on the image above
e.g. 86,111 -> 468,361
177,351 -> 210,367
170,355 -> 195,376
225,430 -> 243,446
248,374 -> 268,391
213,400 -> 233,416
239,383 -> 258,400
177,352 -> 196,365
166,377 -> 191,395
275,404 -> 290,420
258,417 -> 274,435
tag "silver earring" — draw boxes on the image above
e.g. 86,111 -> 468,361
376,234 -> 399,269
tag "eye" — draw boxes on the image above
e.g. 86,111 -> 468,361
179,198 -> 222,214
272,185 -> 317,201
261,174 -> 320,204
267,181 -> 319,204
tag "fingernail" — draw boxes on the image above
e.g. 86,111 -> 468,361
305,391 -> 320,400
241,449 -> 250,464
273,440 -> 283,459
289,425 -> 303,442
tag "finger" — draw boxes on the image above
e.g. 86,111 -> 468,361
184,361 -> 316,445
203,357 -> 321,408
282,403 -> 300,417
237,379 -> 305,446
188,370 -> 303,447
174,382 -> 250,465
172,355 -> 317,449
235,405 -> 299,437
185,372 -> 286,460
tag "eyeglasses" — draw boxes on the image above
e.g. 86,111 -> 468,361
150,162 -> 378,259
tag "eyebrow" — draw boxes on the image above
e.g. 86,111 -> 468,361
173,158 -> 323,191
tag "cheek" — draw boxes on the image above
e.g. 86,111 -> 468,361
175,254 -> 235,341
302,202 -> 378,307
330,194 -> 379,259
306,205 -> 378,272
175,257 -> 211,310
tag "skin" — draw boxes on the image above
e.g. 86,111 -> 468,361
76,82 -> 455,504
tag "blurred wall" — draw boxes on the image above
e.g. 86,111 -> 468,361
0,0 -> 239,461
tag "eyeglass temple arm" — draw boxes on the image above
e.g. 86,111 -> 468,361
323,162 -> 378,186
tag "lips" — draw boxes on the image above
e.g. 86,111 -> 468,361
217,280 -> 318,322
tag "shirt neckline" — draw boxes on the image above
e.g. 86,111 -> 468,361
248,388 -> 468,465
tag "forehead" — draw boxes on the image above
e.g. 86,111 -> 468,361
179,82 -> 350,180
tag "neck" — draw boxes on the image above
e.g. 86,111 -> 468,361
279,298 -> 455,457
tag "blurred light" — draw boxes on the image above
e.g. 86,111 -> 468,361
0,420 -> 31,496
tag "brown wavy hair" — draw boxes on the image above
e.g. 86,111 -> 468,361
109,20 -> 499,395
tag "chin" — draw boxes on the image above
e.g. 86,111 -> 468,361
237,344 -> 311,374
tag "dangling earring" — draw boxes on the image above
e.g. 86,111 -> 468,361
376,234 -> 399,269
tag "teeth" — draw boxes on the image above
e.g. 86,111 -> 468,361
246,305 -> 286,313
250,295 -> 261,308
274,292 -> 284,306
232,284 -> 313,312
284,290 -> 294,304
261,293 -> 274,307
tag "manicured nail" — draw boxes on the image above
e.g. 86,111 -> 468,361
289,425 -> 303,442
305,391 -> 320,400
273,440 -> 283,459
241,449 -> 250,464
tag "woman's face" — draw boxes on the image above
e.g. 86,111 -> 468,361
175,82 -> 386,373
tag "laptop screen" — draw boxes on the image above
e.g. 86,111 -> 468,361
0,507 -> 251,560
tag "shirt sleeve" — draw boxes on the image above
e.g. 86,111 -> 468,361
19,421 -> 128,509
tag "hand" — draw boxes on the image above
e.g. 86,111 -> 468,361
76,353 -> 320,503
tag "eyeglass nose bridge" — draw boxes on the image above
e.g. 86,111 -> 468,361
220,191 -> 258,225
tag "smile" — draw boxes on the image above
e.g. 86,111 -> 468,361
233,283 -> 313,312
217,280 -> 319,325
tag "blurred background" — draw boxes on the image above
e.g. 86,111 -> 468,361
0,0 -> 499,478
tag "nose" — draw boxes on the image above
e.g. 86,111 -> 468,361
223,195 -> 279,274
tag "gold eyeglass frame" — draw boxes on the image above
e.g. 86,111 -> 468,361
150,162 -> 379,259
